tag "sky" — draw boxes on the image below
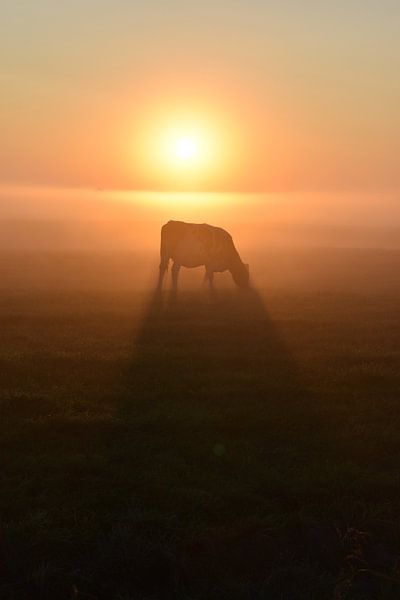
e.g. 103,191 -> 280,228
1,0 -> 399,193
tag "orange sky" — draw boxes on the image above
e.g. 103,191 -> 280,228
1,1 -> 399,192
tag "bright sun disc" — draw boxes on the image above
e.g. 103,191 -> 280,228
175,137 -> 197,160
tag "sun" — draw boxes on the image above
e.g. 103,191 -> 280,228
131,106 -> 235,189
174,137 -> 198,161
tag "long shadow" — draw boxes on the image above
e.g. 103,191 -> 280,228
90,285 -> 344,598
121,285 -> 324,445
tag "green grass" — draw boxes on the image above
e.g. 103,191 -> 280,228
1,251 -> 400,599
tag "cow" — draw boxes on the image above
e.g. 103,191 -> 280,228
157,220 -> 249,291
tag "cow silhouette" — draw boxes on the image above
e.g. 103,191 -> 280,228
158,220 -> 249,291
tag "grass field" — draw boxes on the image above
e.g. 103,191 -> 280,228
1,248 -> 400,599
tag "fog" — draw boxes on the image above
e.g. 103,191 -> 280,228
0,185 -> 399,253
1,185 -> 399,297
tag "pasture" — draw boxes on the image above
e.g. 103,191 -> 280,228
1,247 -> 400,599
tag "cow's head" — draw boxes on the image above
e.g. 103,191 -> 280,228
230,261 -> 250,287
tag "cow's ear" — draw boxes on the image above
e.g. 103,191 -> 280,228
245,264 -> 250,272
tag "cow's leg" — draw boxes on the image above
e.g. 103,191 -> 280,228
171,261 -> 181,292
157,258 -> 168,290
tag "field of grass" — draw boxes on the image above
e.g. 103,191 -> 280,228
1,248 -> 400,599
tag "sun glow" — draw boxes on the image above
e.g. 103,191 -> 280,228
160,124 -> 210,172
129,102 -> 241,191
132,116 -> 222,188
174,137 -> 198,161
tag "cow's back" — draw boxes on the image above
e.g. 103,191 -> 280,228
161,221 -> 235,270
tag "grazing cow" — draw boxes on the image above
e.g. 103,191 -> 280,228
158,220 -> 249,291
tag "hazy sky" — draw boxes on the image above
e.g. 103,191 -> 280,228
1,0 -> 399,191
